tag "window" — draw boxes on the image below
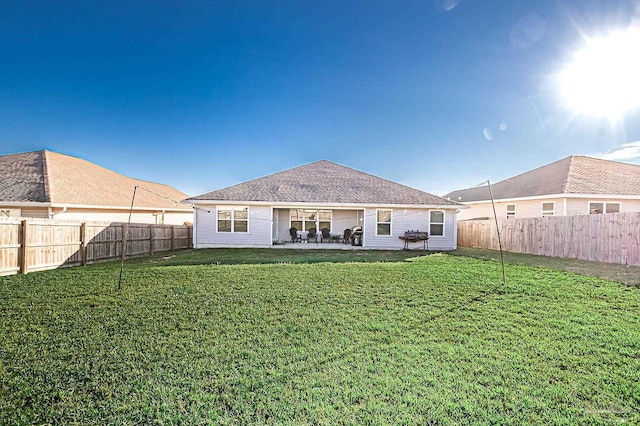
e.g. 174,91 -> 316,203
290,209 -> 331,231
376,209 -> 392,236
154,211 -> 165,224
430,211 -> 445,236
589,202 -> 620,214
506,204 -> 516,219
217,207 -> 248,232
541,202 -> 555,216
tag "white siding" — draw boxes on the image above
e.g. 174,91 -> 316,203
274,209 -> 291,241
461,197 -> 640,220
18,208 -> 49,218
331,210 -> 360,235
194,205 -> 272,248
363,208 -> 457,250
566,198 -> 640,215
54,209 -> 193,225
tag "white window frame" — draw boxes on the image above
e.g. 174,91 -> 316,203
217,206 -> 249,233
588,201 -> 621,215
541,202 -> 555,216
506,204 -> 516,219
429,210 -> 445,237
289,209 -> 332,232
376,209 -> 392,236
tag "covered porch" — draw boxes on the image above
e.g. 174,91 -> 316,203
272,207 -> 364,246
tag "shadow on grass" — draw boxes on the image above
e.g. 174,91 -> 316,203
450,247 -> 640,286
91,248 -> 432,270
88,247 -> 640,287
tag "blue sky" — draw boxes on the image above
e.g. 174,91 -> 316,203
2,0 -> 639,197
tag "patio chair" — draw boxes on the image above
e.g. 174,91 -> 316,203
320,227 -> 331,242
289,227 -> 300,243
343,228 -> 352,244
307,227 -> 317,243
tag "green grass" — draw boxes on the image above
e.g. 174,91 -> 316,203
113,248 -> 424,268
1,252 -> 639,424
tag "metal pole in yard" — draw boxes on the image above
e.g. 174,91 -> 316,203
487,180 -> 506,286
118,185 -> 138,290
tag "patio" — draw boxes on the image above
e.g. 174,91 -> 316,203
271,240 -> 367,249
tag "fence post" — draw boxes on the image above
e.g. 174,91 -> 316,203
121,224 -> 127,261
170,226 -> 175,251
149,225 -> 154,255
20,219 -> 29,274
80,222 -> 87,266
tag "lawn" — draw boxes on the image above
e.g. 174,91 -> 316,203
1,251 -> 639,424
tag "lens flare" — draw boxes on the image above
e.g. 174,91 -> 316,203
559,26 -> 640,118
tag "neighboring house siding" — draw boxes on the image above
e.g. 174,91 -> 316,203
460,197 -> 640,220
195,205 -> 272,248
457,203 -> 497,221
18,208 -> 49,218
566,198 -> 640,215
460,196 -> 640,220
53,209 -> 192,225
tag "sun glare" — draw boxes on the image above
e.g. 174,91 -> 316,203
559,26 -> 640,118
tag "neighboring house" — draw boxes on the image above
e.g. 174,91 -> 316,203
185,160 -> 464,250
0,150 -> 193,224
444,156 -> 640,220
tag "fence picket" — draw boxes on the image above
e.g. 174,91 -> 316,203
457,212 -> 640,266
0,218 -> 193,276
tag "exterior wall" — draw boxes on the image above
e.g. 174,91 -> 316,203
272,208 -> 361,242
194,205 -> 458,250
458,197 -> 640,220
273,209 -> 290,241
54,209 -> 193,225
194,205 -> 272,248
331,210 -> 361,235
363,208 -> 457,250
565,198 -> 640,215
0,205 -> 193,224
0,206 -> 49,218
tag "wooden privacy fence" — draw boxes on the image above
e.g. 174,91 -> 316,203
0,218 -> 193,275
457,212 -> 640,266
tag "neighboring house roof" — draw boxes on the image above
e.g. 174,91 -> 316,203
0,150 -> 191,210
187,160 -> 461,207
444,156 -> 640,203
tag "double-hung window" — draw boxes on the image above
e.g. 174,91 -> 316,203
589,202 -> 620,214
506,204 -> 516,219
217,207 -> 248,232
376,209 -> 392,236
541,202 -> 555,216
429,211 -> 444,236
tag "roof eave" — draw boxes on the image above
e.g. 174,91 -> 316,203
186,199 -> 463,209
456,192 -> 640,204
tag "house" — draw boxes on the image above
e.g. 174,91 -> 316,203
444,156 -> 640,220
0,150 -> 193,224
185,160 -> 464,250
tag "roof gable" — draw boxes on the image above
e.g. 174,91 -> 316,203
0,150 -> 191,210
444,156 -> 640,203
188,160 -> 460,206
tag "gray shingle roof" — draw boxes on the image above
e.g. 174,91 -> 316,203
444,156 -> 640,203
0,150 -> 191,210
0,151 -> 48,202
187,160 -> 460,206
